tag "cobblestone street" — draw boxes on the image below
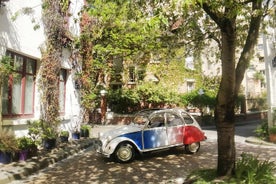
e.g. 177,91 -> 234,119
11,134 -> 276,184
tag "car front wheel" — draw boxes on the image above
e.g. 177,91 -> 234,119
114,142 -> 135,163
185,142 -> 200,154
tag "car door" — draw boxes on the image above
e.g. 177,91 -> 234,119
142,112 -> 168,150
166,112 -> 185,145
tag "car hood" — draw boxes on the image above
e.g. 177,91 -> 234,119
99,124 -> 142,140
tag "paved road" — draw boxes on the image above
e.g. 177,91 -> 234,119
12,122 -> 276,184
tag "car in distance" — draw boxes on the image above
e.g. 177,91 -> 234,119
97,108 -> 206,163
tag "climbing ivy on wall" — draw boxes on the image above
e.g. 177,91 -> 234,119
39,0 -> 69,135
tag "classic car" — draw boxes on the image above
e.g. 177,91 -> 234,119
97,108 -> 206,163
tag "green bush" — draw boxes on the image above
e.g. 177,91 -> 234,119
235,153 -> 276,184
254,120 -> 269,140
269,126 -> 276,134
108,83 -> 182,113
16,136 -> 35,150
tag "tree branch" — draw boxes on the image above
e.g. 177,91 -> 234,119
235,0 -> 263,95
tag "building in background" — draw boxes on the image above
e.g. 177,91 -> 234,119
0,0 -> 84,137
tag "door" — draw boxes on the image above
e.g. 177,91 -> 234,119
142,112 -> 168,150
166,112 -> 184,145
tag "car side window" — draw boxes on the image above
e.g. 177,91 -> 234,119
149,113 -> 165,128
181,112 -> 194,124
167,113 -> 183,127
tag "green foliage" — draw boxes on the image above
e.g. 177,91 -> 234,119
0,56 -> 13,79
235,153 -> 276,184
80,124 -> 90,131
185,153 -> 276,183
269,126 -> 276,134
39,0 -> 69,133
108,83 -> 182,113
180,89 -> 216,108
60,130 -> 69,137
254,120 -> 269,140
27,120 -> 58,145
0,131 -> 18,152
186,169 -> 218,184
16,136 -> 36,150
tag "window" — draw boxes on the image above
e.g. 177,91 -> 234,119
186,80 -> 195,92
149,113 -> 165,128
59,69 -> 67,113
181,112 -> 194,124
128,66 -> 135,83
185,56 -> 194,70
2,51 -> 36,116
167,113 -> 183,127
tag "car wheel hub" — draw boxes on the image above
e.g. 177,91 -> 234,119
117,146 -> 132,161
189,142 -> 199,152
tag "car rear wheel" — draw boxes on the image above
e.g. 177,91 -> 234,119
185,142 -> 200,154
114,143 -> 135,163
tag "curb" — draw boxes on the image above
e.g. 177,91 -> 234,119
0,138 -> 99,184
245,136 -> 276,146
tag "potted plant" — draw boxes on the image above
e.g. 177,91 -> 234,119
60,130 -> 69,142
42,126 -> 58,150
0,132 -> 18,164
72,129 -> 80,140
80,124 -> 90,138
268,126 -> 276,143
16,136 -> 37,161
27,120 -> 58,150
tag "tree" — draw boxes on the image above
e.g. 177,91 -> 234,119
78,0 -> 165,120
133,0 -> 274,177
199,1 -> 270,176
79,0 -> 274,177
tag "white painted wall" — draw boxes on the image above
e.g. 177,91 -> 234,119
263,29 -> 276,127
0,0 -> 84,137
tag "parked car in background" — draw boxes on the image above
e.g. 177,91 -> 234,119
97,108 -> 206,163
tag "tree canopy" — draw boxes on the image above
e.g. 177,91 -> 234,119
79,0 -> 275,178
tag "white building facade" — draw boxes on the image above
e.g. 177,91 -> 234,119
263,28 -> 276,127
0,0 -> 84,137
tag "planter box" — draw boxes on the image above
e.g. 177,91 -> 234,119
269,134 -> 276,143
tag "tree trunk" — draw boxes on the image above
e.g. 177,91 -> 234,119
215,23 -> 236,176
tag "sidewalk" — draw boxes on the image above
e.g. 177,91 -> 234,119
0,138 -> 99,184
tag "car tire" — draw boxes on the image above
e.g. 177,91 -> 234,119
185,142 -> 200,154
114,142 -> 135,163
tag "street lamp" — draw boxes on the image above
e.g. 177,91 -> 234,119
100,89 -> 107,124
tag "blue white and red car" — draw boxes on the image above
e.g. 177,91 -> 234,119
97,108 -> 206,163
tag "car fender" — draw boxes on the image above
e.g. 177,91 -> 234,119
183,125 -> 206,145
103,137 -> 141,156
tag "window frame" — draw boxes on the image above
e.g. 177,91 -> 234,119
2,51 -> 37,118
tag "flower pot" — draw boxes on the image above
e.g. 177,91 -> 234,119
269,134 -> 276,143
43,138 -> 56,150
60,136 -> 69,143
72,132 -> 80,140
28,145 -> 38,158
0,151 -> 12,164
19,150 -> 28,161
80,129 -> 89,138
